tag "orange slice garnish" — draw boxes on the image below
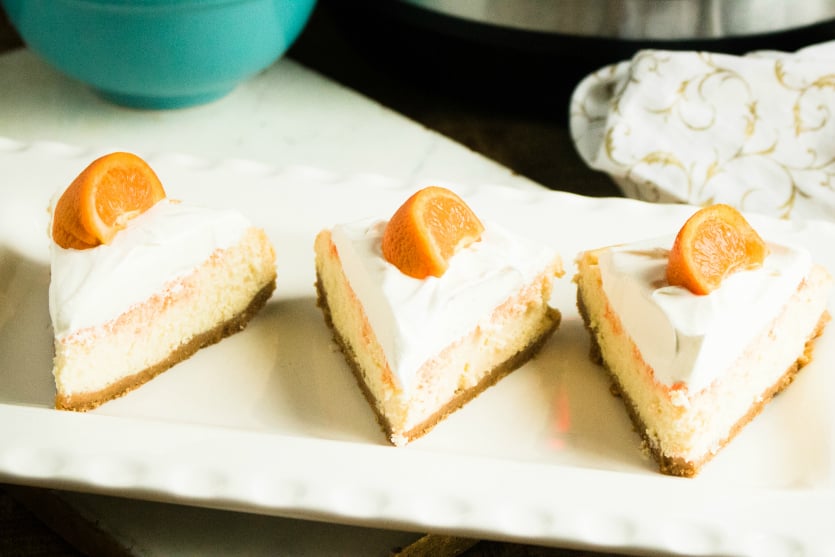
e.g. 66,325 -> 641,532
666,204 -> 769,295
381,186 -> 485,279
52,152 -> 166,249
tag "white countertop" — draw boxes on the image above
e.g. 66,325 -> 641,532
0,50 -> 542,193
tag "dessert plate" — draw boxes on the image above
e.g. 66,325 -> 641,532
1,138 -> 834,556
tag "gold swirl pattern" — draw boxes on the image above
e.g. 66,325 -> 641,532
569,43 -> 835,221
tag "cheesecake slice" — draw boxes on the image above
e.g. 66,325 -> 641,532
314,192 -> 563,446
49,159 -> 277,411
575,232 -> 832,476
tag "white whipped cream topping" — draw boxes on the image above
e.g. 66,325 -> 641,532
49,198 -> 251,337
597,236 -> 812,392
330,218 -> 556,392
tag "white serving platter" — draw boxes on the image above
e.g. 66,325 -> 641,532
1,138 -> 834,556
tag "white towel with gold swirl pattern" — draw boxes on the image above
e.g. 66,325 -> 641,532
570,41 -> 835,221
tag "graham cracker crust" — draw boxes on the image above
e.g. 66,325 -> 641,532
316,272 -> 561,446
55,277 -> 276,412
576,287 -> 831,478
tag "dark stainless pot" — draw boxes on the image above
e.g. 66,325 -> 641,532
396,0 -> 835,40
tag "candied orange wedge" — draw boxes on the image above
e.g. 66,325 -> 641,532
381,186 -> 485,279
666,204 -> 769,295
52,152 -> 166,249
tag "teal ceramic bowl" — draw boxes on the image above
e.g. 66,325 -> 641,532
1,0 -> 317,108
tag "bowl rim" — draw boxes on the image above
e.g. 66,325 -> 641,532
8,0 -> 315,9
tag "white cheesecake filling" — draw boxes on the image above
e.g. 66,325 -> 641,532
49,198 -> 251,337
598,236 -> 812,392
330,218 -> 557,392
